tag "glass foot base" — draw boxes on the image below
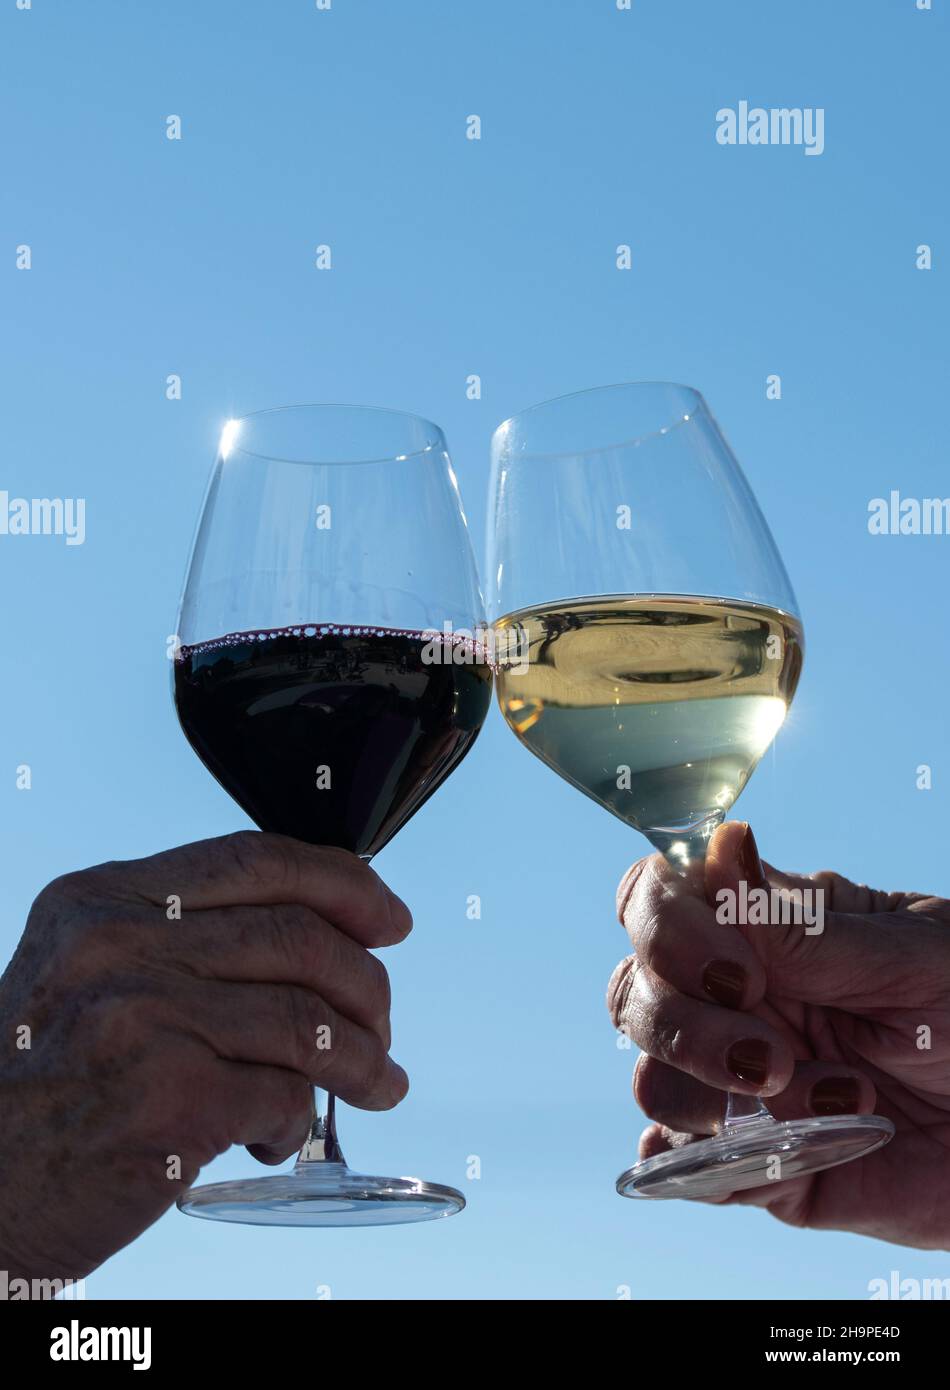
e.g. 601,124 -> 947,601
617,1113 -> 895,1200
177,1161 -> 466,1227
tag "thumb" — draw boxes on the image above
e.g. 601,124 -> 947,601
702,822 -> 946,1010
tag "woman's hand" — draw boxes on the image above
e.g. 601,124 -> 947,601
607,820 -> 950,1249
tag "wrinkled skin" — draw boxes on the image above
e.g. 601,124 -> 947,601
608,821 -> 950,1248
0,832 -> 412,1282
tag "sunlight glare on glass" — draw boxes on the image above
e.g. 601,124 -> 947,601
750,696 -> 788,751
219,419 -> 241,460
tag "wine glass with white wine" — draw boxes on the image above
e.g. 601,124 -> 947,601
487,382 -> 894,1200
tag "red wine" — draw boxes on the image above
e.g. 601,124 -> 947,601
174,624 -> 492,857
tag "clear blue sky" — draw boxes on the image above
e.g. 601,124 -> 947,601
2,0 -> 948,1300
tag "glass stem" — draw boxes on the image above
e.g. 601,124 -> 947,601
652,813 -> 725,873
292,851 -> 373,1172
723,1091 -> 772,1129
656,826 -> 773,1136
295,1089 -> 345,1168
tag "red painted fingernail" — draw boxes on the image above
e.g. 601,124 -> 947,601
737,824 -> 767,890
703,959 -> 746,1010
809,1077 -> 860,1116
727,1038 -> 770,1086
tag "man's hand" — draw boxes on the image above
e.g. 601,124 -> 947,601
607,820 -> 950,1249
0,831 -> 412,1282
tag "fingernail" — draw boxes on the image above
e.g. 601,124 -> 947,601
727,1038 -> 770,1086
703,960 -> 746,1009
737,824 -> 766,890
809,1077 -> 860,1116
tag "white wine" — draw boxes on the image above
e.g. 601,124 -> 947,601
494,595 -> 803,856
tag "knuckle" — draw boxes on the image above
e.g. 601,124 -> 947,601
301,996 -> 338,1076
366,954 -> 392,1024
226,830 -> 277,883
260,835 -> 305,894
811,870 -> 845,906
634,905 -> 665,961
225,830 -> 308,898
278,1071 -> 312,1124
34,870 -> 96,915
301,843 -> 366,894
320,851 -> 396,920
52,910 -> 136,983
262,903 -> 314,970
656,1020 -> 687,1068
278,984 -> 315,1054
616,857 -> 650,923
141,1065 -> 222,1164
606,955 -> 639,1030
263,1070 -> 312,1137
332,852 -> 384,909
84,988 -> 156,1061
41,870 -> 83,901
32,861 -> 135,924
315,844 -> 366,876
81,914 -> 133,954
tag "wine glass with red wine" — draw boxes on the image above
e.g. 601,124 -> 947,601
172,405 -> 492,1226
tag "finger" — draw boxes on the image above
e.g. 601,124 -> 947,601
638,1120 -> 704,1162
634,1055 -> 724,1135
766,1061 -> 876,1123
634,1054 -> 876,1135
634,1120 -> 823,1217
617,848 -> 768,1011
179,980 -> 409,1111
629,821 -> 950,1013
634,1124 -> 731,1205
761,860 -> 934,918
616,851 -> 703,925
164,904 -> 392,1046
714,821 -> 948,924
705,819 -> 767,895
208,1060 -> 313,1161
246,1139 -> 306,1166
608,955 -> 795,1097
706,823 -> 950,1009
91,832 -> 412,946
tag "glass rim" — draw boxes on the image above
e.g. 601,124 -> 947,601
491,380 -> 707,461
220,403 -> 446,467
